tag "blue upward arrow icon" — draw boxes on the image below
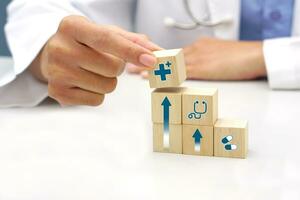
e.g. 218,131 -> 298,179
192,129 -> 203,152
161,97 -> 171,149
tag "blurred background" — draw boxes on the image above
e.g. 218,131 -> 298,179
0,0 -> 10,56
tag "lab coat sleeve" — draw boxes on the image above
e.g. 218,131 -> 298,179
1,0 -> 86,107
263,37 -> 300,89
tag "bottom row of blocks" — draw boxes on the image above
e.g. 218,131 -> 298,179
153,119 -> 248,159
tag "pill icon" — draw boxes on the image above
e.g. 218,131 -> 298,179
224,144 -> 237,151
221,135 -> 233,144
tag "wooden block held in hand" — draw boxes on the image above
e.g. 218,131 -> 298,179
182,88 -> 218,126
214,119 -> 248,159
152,87 -> 186,124
183,125 -> 214,156
153,123 -> 182,154
148,49 -> 186,88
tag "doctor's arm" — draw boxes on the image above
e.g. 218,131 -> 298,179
183,37 -> 300,89
182,37 -> 267,81
2,0 -> 160,107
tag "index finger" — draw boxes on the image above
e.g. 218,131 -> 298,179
71,18 -> 157,68
102,25 -> 163,51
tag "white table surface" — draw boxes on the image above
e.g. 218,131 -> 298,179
0,57 -> 300,200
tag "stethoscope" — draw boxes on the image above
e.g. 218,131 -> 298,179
188,100 -> 208,120
164,0 -> 232,30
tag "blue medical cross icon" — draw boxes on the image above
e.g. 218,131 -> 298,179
154,61 -> 172,81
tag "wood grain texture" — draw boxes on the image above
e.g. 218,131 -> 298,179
182,88 -> 218,126
214,119 -> 248,159
183,125 -> 214,156
148,49 -> 186,88
151,87 -> 186,124
153,123 -> 182,154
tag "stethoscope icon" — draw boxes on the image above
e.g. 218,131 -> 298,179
188,100 -> 208,119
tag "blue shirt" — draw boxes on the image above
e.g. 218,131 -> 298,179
240,0 -> 295,40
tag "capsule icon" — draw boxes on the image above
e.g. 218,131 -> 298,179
224,144 -> 237,151
221,135 -> 233,144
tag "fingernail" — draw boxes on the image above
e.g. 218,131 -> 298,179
139,54 -> 157,67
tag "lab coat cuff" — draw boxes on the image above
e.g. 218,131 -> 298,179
263,38 -> 300,89
1,14 -> 64,107
5,14 -> 69,77
0,70 -> 48,108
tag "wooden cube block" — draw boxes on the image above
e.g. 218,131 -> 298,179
153,123 -> 182,154
183,125 -> 213,156
214,119 -> 248,159
148,49 -> 186,88
182,88 -> 218,126
152,87 -> 186,124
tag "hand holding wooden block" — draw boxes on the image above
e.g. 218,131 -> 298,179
148,49 -> 186,88
214,119 -> 248,158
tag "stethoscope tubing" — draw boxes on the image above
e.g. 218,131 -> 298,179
164,0 -> 233,30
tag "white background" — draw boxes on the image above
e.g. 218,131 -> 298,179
1,59 -> 300,200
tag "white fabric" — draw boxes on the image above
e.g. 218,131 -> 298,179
2,0 -> 300,107
264,37 -> 300,89
0,69 -> 47,108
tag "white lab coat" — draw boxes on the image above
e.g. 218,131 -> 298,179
1,0 -> 300,107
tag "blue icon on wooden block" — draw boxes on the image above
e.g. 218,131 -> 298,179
221,135 -> 237,151
161,96 -> 171,149
154,61 -> 172,81
188,100 -> 207,119
221,135 -> 232,144
224,144 -> 237,150
192,129 -> 203,152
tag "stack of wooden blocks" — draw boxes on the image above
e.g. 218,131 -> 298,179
148,49 -> 248,159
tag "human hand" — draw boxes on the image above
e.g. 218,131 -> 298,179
183,37 -> 267,80
127,37 -> 267,81
29,15 -> 161,106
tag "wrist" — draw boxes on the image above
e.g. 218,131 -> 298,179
242,41 -> 267,79
28,47 -> 48,83
252,42 -> 267,77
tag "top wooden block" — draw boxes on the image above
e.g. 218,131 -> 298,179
182,88 -> 218,126
148,49 -> 187,88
